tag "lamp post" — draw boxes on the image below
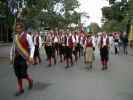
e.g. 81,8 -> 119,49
41,8 -> 48,30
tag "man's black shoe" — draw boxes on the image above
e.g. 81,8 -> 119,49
14,90 -> 24,96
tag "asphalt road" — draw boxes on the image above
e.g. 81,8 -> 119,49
0,46 -> 133,100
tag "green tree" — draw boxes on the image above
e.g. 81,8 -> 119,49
4,0 -> 80,31
0,0 -> 15,31
22,0 -> 80,29
89,23 -> 101,33
102,0 -> 129,32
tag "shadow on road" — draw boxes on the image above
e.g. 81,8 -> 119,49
32,81 -> 52,91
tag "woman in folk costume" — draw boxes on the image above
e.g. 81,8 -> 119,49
10,20 -> 35,96
84,34 -> 94,70
98,32 -> 110,70
33,32 -> 42,64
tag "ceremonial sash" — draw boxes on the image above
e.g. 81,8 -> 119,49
15,33 -> 29,59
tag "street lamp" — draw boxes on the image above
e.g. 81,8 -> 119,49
40,8 -> 48,30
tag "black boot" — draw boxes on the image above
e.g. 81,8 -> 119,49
104,64 -> 108,70
54,59 -> 57,65
90,64 -> 92,70
48,64 -> 52,67
102,65 -> 105,71
65,64 -> 69,69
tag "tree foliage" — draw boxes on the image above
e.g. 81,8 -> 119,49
0,0 -> 80,30
102,0 -> 130,32
0,0 -> 15,31
89,23 -> 101,33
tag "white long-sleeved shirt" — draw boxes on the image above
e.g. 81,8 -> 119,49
66,36 -> 73,46
33,35 -> 42,48
72,35 -> 76,44
54,36 -> 58,43
27,33 -> 35,58
91,36 -> 97,47
98,35 -> 110,47
79,36 -> 84,46
10,32 -> 35,61
109,36 -> 114,45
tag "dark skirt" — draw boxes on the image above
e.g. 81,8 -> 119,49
13,55 -> 28,79
100,46 -> 109,61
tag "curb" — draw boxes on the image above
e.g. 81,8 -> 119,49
0,43 -> 12,47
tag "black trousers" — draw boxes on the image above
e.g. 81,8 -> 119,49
65,46 -> 73,65
59,44 -> 64,55
47,46 -> 55,58
100,46 -> 109,62
34,45 -> 41,62
14,55 -> 28,79
53,43 -> 59,55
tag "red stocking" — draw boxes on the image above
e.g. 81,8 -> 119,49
18,79 -> 23,92
48,58 -> 52,65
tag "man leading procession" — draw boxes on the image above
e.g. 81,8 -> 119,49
10,19 -> 35,96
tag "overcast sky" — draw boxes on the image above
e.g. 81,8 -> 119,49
77,0 -> 109,26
